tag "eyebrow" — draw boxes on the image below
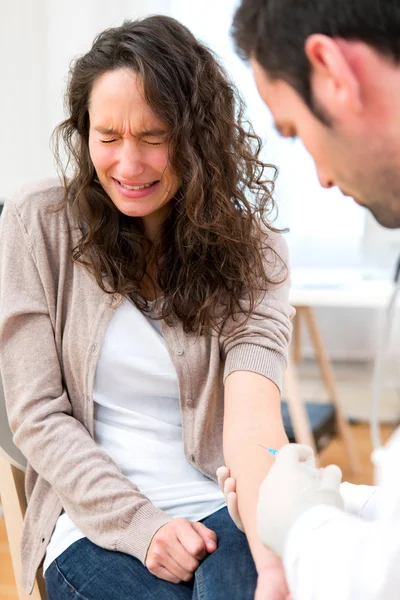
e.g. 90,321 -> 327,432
94,127 -> 169,137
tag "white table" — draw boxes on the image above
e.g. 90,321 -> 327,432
290,271 -> 394,308
284,269 -> 395,473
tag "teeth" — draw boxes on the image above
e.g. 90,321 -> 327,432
119,181 -> 154,190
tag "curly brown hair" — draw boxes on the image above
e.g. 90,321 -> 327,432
53,15 -> 285,334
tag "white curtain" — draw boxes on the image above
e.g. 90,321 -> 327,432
0,0 -> 171,200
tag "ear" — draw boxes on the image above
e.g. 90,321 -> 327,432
304,34 -> 362,116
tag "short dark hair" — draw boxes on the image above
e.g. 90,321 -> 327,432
232,0 -> 400,106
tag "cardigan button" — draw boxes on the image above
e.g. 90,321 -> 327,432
186,398 -> 194,407
176,348 -> 184,356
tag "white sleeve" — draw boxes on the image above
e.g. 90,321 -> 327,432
284,429 -> 400,600
284,505 -> 400,600
340,481 -> 379,521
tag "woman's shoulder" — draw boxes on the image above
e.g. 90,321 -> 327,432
257,222 -> 290,283
4,178 -> 77,241
264,229 -> 289,256
7,177 -> 66,216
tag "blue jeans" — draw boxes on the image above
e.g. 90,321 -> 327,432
45,507 -> 258,600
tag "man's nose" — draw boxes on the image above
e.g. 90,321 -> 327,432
317,168 -> 334,189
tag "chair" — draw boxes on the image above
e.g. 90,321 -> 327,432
0,377 -> 47,600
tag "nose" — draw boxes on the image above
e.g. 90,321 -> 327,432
316,168 -> 334,190
118,141 -> 145,178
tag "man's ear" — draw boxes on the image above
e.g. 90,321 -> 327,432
304,34 -> 362,116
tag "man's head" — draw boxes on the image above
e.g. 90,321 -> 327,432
232,0 -> 400,228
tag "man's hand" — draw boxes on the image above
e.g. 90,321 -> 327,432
145,518 -> 217,583
219,463 -> 379,527
257,444 -> 344,556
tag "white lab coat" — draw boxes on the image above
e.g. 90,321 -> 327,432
283,427 -> 400,600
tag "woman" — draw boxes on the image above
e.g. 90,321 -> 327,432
0,15 -> 294,600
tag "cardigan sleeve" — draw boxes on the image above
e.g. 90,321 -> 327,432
220,232 -> 295,393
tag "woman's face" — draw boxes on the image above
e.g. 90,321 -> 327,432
88,68 -> 180,240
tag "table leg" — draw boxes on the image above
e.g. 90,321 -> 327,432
301,306 -> 361,474
283,357 -> 318,461
292,309 -> 302,365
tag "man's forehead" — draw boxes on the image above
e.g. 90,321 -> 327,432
251,63 -> 282,114
251,59 -> 302,115
251,59 -> 280,99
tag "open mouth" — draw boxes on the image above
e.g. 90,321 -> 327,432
115,179 -> 159,191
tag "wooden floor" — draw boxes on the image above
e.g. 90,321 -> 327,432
318,422 -> 395,485
0,511 -> 18,600
0,423 -> 396,599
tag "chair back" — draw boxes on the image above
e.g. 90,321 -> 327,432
0,376 -> 46,599
0,377 -> 26,470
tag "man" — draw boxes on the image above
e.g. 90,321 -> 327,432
221,1 -> 400,599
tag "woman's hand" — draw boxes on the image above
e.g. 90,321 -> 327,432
216,465 -> 244,531
217,466 -> 291,599
145,518 -> 217,583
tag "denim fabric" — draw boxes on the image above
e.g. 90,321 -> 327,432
45,507 -> 258,600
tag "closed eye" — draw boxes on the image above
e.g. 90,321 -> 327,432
99,138 -> 165,145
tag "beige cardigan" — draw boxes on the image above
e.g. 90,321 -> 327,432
0,179 -> 294,593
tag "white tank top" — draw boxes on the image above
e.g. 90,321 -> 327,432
43,299 -> 224,572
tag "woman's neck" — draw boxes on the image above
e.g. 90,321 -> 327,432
139,261 -> 160,302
